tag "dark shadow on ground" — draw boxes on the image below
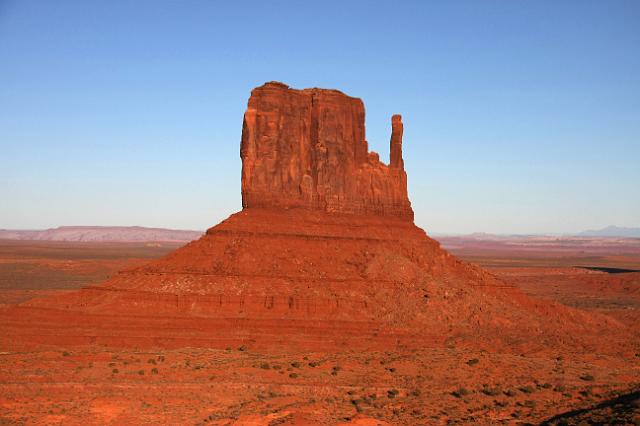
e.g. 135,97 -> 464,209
540,389 -> 640,425
575,266 -> 640,274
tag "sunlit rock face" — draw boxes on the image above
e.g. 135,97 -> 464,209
240,81 -> 413,221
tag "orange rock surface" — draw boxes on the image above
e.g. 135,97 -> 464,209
241,82 -> 413,220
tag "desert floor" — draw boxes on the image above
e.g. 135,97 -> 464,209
0,238 -> 638,425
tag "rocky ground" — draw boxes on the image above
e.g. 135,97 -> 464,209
0,345 -> 637,425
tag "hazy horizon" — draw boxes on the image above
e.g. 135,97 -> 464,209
3,224 -> 640,240
2,1 -> 639,234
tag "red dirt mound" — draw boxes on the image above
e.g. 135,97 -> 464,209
2,207 -> 627,355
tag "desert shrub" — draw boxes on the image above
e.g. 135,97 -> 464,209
519,385 -> 534,394
482,385 -> 502,396
237,345 -> 247,352
387,389 -> 399,399
260,362 -> 270,370
151,368 -> 158,374
289,373 -> 298,379
147,358 -> 156,365
452,387 -> 470,398
466,358 -> 479,366
62,351 -> 70,357
579,374 -> 595,381
410,389 -> 421,397
290,361 -> 300,368
308,361 -> 318,367
138,369 -> 145,375
112,368 -> 119,374
504,389 -> 517,397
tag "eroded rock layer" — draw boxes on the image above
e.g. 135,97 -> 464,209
241,82 -> 413,220
0,208 -> 626,354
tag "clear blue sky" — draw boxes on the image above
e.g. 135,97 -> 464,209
1,0 -> 639,234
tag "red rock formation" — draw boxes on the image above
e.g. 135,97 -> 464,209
1,82 -> 638,426
0,82 -> 630,356
240,82 -> 413,220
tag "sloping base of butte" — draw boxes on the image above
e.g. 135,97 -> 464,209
1,208 -> 627,355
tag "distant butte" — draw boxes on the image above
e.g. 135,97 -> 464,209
241,81 -> 413,220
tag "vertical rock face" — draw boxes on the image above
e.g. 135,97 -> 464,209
240,81 -> 414,221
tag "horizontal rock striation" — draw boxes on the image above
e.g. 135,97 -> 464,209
240,82 -> 413,220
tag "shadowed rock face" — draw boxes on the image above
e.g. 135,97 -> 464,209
240,81 -> 414,221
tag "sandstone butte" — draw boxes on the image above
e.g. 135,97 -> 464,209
241,81 -> 413,220
0,82 -> 633,356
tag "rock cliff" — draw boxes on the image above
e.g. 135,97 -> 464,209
240,82 -> 413,220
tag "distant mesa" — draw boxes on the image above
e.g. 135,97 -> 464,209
0,226 -> 202,243
577,225 -> 640,238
